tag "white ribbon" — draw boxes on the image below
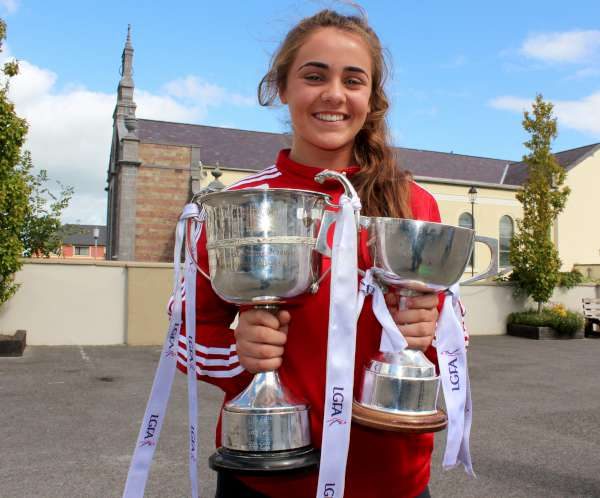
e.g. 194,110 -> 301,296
435,283 -> 475,476
123,203 -> 202,498
316,194 -> 361,498
356,270 -> 408,353
184,210 -> 201,498
356,274 -> 475,477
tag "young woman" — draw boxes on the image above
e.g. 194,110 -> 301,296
179,9 -> 442,498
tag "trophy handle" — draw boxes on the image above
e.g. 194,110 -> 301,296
313,169 -> 362,263
460,235 -> 499,285
314,210 -> 336,258
184,217 -> 211,281
314,170 -> 358,200
309,210 -> 337,294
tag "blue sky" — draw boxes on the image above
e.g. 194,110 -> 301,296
2,0 -> 599,223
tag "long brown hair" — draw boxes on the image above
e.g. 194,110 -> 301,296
258,8 -> 412,218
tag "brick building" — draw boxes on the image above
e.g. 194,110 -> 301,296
106,29 -> 600,272
60,224 -> 107,259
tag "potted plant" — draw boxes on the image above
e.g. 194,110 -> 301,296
507,303 -> 585,340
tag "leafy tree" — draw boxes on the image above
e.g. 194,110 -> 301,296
20,154 -> 74,257
509,94 -> 571,312
0,19 -> 30,305
0,19 -> 73,306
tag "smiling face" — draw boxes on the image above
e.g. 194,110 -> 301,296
279,27 -> 373,169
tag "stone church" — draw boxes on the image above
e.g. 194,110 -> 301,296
106,30 -> 600,274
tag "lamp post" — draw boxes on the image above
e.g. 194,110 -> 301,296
93,228 -> 99,260
468,186 -> 478,276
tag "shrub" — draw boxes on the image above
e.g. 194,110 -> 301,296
507,304 -> 584,336
557,269 -> 584,289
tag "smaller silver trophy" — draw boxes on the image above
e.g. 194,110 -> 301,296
194,171 -> 354,473
352,217 -> 498,433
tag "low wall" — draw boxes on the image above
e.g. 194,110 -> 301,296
460,282 -> 599,336
0,259 -> 173,346
1,260 -> 598,345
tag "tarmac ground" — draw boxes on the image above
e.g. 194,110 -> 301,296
1,335 -> 599,498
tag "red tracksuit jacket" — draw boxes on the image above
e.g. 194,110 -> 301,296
177,149 -> 444,498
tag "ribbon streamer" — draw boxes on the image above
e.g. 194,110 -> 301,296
435,283 -> 475,476
316,194 -> 361,498
123,203 -> 202,498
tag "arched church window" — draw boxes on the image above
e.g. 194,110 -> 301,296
499,215 -> 514,268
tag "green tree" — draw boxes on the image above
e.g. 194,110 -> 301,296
0,19 -> 73,305
0,19 -> 30,305
20,154 -> 74,257
509,94 -> 571,312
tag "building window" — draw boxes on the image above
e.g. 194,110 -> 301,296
75,246 -> 89,256
458,212 -> 474,268
499,215 -> 514,267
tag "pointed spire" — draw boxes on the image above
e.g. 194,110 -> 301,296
114,24 -> 137,133
120,24 -> 134,83
125,24 -> 132,49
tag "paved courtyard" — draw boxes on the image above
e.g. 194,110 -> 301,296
1,336 -> 599,497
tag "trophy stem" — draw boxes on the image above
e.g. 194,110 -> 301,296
258,369 -> 280,388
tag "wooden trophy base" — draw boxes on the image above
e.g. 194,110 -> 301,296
352,401 -> 448,434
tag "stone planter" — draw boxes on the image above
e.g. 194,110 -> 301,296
507,323 -> 584,340
0,330 -> 27,356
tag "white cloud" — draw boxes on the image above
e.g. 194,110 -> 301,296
5,57 -> 254,224
136,90 -> 201,122
553,93 -> 600,135
489,93 -> 600,136
163,75 -> 255,107
520,30 -> 600,63
61,192 -> 108,225
566,67 -> 600,80
489,96 -> 531,113
0,0 -> 19,13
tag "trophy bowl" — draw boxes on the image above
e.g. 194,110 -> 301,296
201,188 -> 328,305
360,217 -> 475,292
353,216 -> 497,433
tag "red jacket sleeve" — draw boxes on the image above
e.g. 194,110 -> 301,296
174,227 -> 253,396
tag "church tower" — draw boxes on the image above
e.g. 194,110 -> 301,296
106,25 -> 141,260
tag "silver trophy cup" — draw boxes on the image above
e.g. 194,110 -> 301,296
197,171 -> 354,472
352,216 -> 498,433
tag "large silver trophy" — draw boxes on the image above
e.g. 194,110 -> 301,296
195,171 -> 353,473
352,217 -> 498,433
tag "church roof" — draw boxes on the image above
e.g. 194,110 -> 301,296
393,147 -> 510,185
137,119 -> 292,171
136,119 -> 597,188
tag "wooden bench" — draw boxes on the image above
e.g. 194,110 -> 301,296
582,298 -> 600,338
